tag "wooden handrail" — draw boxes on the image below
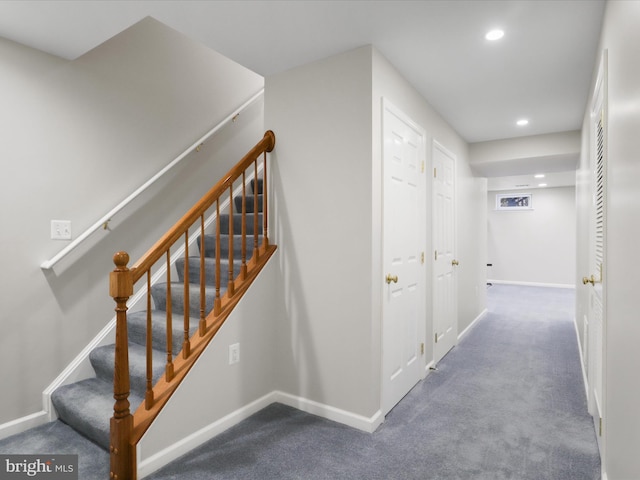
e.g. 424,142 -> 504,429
130,130 -> 275,283
109,131 -> 276,480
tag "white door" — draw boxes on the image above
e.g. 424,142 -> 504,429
381,99 -> 426,415
585,51 -> 607,451
432,140 -> 458,364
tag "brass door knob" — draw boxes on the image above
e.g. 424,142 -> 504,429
451,259 -> 459,266
582,275 -> 596,286
386,274 -> 398,284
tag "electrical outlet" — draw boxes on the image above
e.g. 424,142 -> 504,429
51,220 -> 71,240
229,343 -> 240,365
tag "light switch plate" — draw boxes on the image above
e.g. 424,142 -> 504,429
51,220 -> 71,240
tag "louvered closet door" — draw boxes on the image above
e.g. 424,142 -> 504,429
586,51 -> 607,451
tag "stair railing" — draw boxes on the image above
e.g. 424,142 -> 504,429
41,88 -> 264,270
108,130 -> 276,480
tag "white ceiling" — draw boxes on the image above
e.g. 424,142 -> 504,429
0,0 -> 605,184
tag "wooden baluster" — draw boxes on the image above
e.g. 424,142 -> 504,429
227,184 -> 235,297
240,171 -> 248,280
145,271 -> 153,410
199,215 -> 206,336
214,199 -> 222,315
183,231 -> 191,359
109,252 -> 135,480
262,150 -> 269,248
165,252 -> 174,381
253,160 -> 260,260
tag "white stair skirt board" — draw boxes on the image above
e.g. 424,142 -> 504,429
488,279 -> 576,289
458,309 -> 488,341
137,391 -> 384,479
0,411 -> 49,441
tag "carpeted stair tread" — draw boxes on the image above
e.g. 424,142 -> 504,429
151,282 -> 220,317
90,343 -> 165,397
0,420 -> 109,480
51,377 -> 143,451
175,256 -> 242,285
128,310 -> 199,356
198,233 -> 261,259
233,194 -> 263,213
252,178 -> 263,194
218,213 -> 263,235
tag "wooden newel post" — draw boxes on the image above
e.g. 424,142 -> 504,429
109,252 -> 136,480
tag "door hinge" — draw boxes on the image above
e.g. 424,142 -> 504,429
421,252 -> 425,264
421,161 -> 425,173
433,167 -> 437,178
421,342 -> 425,355
434,250 -> 438,261
434,333 -> 438,344
599,417 -> 603,436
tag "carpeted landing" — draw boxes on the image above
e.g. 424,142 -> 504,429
0,285 -> 600,479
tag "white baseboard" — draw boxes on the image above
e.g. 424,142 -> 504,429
138,391 -> 383,478
488,279 -> 575,289
138,392 -> 277,478
458,309 -> 488,341
274,391 -> 384,433
0,411 -> 49,441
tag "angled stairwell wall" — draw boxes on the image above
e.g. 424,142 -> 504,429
137,255 -> 279,476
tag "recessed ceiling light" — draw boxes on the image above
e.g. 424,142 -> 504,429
517,119 -> 529,126
538,183 -> 548,187
485,29 -> 505,41
534,174 -> 545,178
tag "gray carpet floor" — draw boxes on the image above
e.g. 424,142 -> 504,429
0,284 -> 600,479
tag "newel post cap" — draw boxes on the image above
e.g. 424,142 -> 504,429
110,251 -> 133,298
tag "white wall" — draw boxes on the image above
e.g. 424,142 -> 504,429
487,186 -> 576,287
457,173 -> 488,333
0,17 -> 264,425
266,46 -> 377,419
577,2 -> 640,478
265,45 -> 487,423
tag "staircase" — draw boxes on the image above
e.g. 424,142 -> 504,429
50,132 -> 275,479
